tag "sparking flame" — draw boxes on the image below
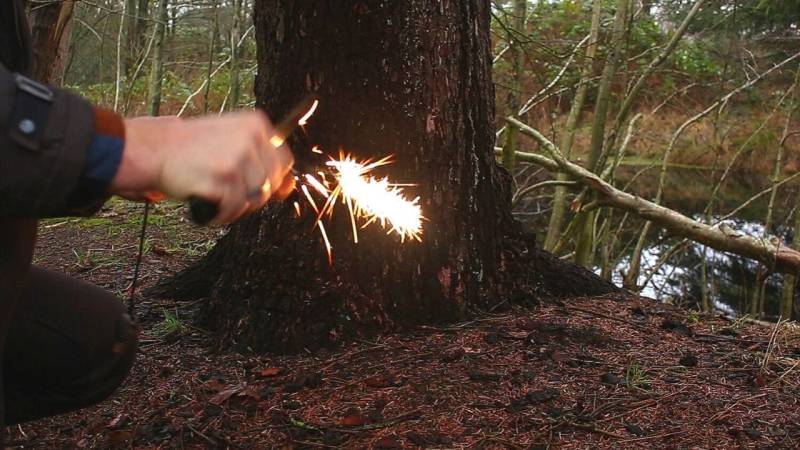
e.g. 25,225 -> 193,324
324,155 -> 422,242
298,100 -> 319,126
298,153 -> 423,261
289,100 -> 423,262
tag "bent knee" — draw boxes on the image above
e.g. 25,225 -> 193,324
100,311 -> 138,394
77,311 -> 138,408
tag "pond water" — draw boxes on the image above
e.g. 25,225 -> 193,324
515,165 -> 799,320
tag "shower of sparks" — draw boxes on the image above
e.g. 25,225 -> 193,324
324,155 -> 422,242
287,99 -> 423,262
297,153 -> 424,262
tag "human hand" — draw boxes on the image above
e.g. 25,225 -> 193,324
111,111 -> 295,224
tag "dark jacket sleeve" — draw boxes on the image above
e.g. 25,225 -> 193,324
0,62 -> 108,218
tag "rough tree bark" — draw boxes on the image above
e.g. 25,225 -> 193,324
29,0 -> 76,84
157,1 -> 616,353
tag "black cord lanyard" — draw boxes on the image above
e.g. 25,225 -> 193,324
128,201 -> 150,321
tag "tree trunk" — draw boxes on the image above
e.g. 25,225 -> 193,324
543,0 -> 602,253
500,0 -> 527,172
122,0 -> 138,75
148,0 -> 168,116
136,0 -> 150,51
29,0 -> 76,84
206,0 -> 513,353
153,1 -> 615,354
203,0 -> 220,114
228,0 -> 242,111
781,201 -> 800,319
573,0 -> 630,268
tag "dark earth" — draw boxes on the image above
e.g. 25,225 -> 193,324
7,199 -> 800,449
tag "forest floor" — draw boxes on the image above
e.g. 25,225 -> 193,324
7,199 -> 800,450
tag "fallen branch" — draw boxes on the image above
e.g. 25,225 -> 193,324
506,117 -> 800,275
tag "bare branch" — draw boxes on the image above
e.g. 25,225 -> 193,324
507,116 -> 800,275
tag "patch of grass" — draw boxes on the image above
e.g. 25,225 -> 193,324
152,308 -> 188,337
125,213 -> 168,228
72,248 -> 95,270
171,238 -> 216,257
730,314 -> 751,332
77,217 -> 115,228
625,361 -> 652,390
686,309 -> 700,324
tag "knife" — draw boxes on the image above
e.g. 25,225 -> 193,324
188,96 -> 319,225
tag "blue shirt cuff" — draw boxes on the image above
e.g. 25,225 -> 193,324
83,134 -> 124,185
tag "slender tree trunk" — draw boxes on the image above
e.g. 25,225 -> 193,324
750,132 -> 785,318
203,0 -> 220,114
573,0 -> 630,268
122,0 -> 138,75
700,247 -> 710,312
754,72 -> 799,318
137,0 -> 150,49
779,73 -> 800,319
501,0 -> 527,172
543,0 -> 602,252
29,0 -> 76,84
148,0 -> 168,116
114,0 -> 127,112
228,0 -> 242,111
782,205 -> 800,319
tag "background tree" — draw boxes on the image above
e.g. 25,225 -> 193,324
29,0 -> 76,84
147,0 -> 169,116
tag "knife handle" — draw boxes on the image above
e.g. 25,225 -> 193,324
188,197 -> 218,225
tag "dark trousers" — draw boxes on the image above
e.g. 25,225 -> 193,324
0,220 -> 137,429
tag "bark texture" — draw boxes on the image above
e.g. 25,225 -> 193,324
29,0 -> 75,84
199,1 -> 515,353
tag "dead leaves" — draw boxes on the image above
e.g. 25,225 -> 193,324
258,367 -> 282,378
208,383 -> 259,405
364,371 -> 402,388
341,414 -> 370,426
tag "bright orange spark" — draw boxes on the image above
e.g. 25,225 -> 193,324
304,174 -> 330,198
304,154 -> 423,243
298,100 -> 319,126
300,185 -> 319,214
317,221 -> 333,264
288,100 -> 422,260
